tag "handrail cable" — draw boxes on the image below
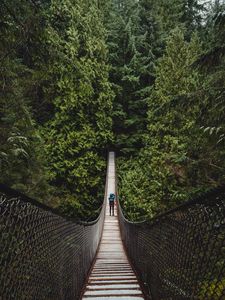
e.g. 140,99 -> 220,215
0,156 -> 109,300
117,177 -> 225,299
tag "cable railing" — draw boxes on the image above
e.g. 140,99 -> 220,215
118,186 -> 225,300
0,181 -> 107,300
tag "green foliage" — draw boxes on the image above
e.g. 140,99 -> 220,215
2,0 -> 225,222
153,28 -> 201,103
117,156 -> 158,221
117,22 -> 225,220
0,0 -> 50,199
0,0 -> 113,218
105,0 -> 160,155
42,0 -> 113,217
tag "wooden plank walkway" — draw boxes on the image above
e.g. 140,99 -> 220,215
82,152 -> 145,299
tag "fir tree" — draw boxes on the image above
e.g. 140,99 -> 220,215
105,0 -> 160,155
43,0 -> 113,218
0,0 -> 50,199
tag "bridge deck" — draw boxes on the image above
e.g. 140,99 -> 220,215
82,152 -> 144,299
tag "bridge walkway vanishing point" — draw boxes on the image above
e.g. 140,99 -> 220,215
81,152 -> 145,299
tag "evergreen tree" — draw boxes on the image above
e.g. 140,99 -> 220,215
118,29 -> 204,220
105,0 -> 160,155
43,0 -> 113,218
0,0 -> 50,199
196,3 -> 225,175
0,0 -> 113,216
181,0 -> 206,36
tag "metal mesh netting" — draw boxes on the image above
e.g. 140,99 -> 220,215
0,184 -> 106,300
118,186 -> 225,300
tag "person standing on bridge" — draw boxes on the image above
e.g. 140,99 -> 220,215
108,193 -> 115,216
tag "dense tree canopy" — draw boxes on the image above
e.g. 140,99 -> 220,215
1,0 -> 225,220
0,0 -> 113,219
114,0 -> 225,220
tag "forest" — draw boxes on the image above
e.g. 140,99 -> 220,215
1,0 -> 225,221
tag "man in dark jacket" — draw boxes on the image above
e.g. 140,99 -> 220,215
108,193 -> 115,216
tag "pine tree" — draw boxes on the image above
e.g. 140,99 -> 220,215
43,0 -> 113,218
196,3 -> 225,168
118,28 -> 204,220
105,0 -> 160,155
181,0 -> 206,36
0,0 -> 50,199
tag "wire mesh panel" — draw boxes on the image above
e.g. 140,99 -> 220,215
0,184 -> 106,300
118,186 -> 225,300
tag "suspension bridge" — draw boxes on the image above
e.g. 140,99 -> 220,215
0,152 -> 224,299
